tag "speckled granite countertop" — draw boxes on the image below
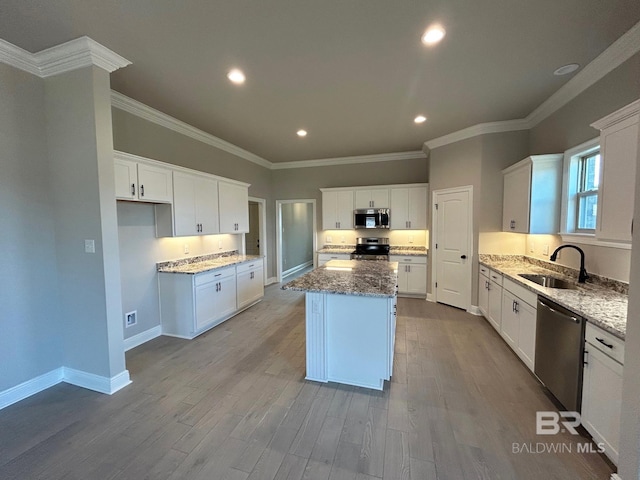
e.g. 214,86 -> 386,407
157,251 -> 263,274
479,255 -> 628,340
283,259 -> 398,298
317,245 -> 428,256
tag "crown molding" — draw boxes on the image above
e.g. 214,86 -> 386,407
111,91 -> 273,170
424,119 -> 530,150
591,98 -> 640,130
526,21 -> 640,127
0,36 -> 130,77
270,150 -> 427,170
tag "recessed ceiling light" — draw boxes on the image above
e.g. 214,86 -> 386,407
553,63 -> 580,76
421,25 -> 446,46
297,129 -> 307,137
414,115 -> 427,124
227,68 -> 246,84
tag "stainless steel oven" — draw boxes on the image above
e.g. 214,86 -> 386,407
351,237 -> 390,260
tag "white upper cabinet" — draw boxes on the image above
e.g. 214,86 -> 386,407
218,181 -> 249,233
173,172 -> 219,236
591,99 -> 640,243
322,189 -> 354,230
354,188 -> 390,209
390,185 -> 427,230
502,154 -> 562,234
114,155 -> 173,203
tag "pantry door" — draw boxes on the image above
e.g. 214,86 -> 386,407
432,186 -> 473,310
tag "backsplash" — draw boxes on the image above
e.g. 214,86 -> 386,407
479,254 -> 629,295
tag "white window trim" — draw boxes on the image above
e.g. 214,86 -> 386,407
560,137 -> 630,250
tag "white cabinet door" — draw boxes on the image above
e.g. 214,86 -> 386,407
219,181 -> 249,233
355,189 -> 390,209
114,157 -> 137,200
322,191 -> 353,230
318,253 -> 350,266
516,299 -> 536,371
195,280 -> 219,331
503,164 -> 531,233
216,273 -> 238,320
487,280 -> 502,332
396,266 -> 408,293
173,173 -> 219,236
501,290 -> 519,350
137,163 -> 173,203
406,264 -> 427,295
595,112 -> 639,243
237,264 -> 264,310
582,345 -> 623,465
478,273 -> 489,317
407,186 -> 427,230
195,176 -> 219,235
390,186 -> 427,229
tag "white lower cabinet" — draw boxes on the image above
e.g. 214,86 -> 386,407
390,255 -> 427,296
318,253 -> 351,266
500,278 -> 537,371
160,261 -> 263,339
237,261 -> 264,310
478,266 -> 502,332
582,323 -> 624,465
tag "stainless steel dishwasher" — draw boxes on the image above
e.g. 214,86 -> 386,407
534,298 -> 585,412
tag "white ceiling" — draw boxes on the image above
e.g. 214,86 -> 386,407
1,1 -> 639,163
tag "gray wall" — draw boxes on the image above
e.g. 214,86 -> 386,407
282,202 -> 313,273
0,63 -> 63,391
111,108 -> 276,279
45,66 -> 126,378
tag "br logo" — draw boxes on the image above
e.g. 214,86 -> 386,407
536,411 -> 581,435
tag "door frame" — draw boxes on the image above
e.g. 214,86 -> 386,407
276,199 -> 317,283
431,185 -> 474,311
247,197 -> 268,285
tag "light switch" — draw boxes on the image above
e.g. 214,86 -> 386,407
184,244 -> 189,254
543,245 -> 549,255
84,239 -> 95,253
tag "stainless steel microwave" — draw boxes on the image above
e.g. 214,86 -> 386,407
354,208 -> 390,229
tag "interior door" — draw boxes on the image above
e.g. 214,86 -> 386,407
433,187 -> 472,310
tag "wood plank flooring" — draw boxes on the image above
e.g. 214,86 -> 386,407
0,286 -> 614,479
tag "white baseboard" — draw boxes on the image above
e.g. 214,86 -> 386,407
283,261 -> 313,277
611,474 -> 621,480
426,293 -> 435,302
266,276 -> 278,285
0,366 -> 132,410
0,368 -> 64,410
63,367 -> 131,395
468,305 -> 482,316
124,325 -> 162,351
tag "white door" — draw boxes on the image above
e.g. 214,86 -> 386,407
433,187 -> 472,310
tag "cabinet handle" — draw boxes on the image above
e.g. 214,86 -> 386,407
583,349 -> 589,366
461,255 -> 467,259
131,183 -> 136,196
595,337 -> 614,349
409,221 -> 411,228
140,184 -> 144,197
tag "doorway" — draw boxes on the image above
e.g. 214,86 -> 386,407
276,199 -> 317,282
247,197 -> 267,284
431,186 -> 473,311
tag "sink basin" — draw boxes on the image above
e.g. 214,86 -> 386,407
518,273 -> 577,289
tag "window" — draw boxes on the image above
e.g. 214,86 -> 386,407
575,151 -> 600,232
561,138 -> 601,235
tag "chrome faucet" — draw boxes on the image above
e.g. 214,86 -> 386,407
550,245 -> 589,283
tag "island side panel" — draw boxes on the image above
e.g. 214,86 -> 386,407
325,294 -> 392,390
305,292 -> 328,383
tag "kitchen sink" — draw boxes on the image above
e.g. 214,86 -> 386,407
518,273 -> 577,289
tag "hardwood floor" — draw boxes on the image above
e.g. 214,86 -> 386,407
0,286 -> 614,479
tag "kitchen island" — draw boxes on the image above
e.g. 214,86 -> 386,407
283,260 -> 398,390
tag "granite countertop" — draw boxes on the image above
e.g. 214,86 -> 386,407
389,246 -> 428,256
157,251 -> 263,274
317,245 -> 355,254
283,259 -> 399,298
479,255 -> 628,340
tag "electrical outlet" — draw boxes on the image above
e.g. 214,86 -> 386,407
326,235 -> 333,243
408,235 -> 414,244
529,241 -> 535,253
340,236 -> 345,243
184,244 -> 189,254
125,310 -> 137,328
543,245 -> 549,255
218,240 -> 223,249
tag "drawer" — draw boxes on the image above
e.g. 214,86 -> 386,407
389,255 -> 427,265
318,253 -> 350,261
488,269 -> 504,287
236,260 -> 263,274
479,265 -> 489,277
585,323 -> 625,365
195,265 -> 235,286
503,277 -> 536,307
